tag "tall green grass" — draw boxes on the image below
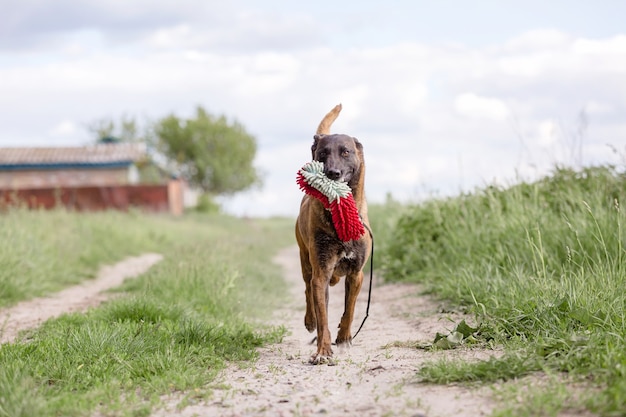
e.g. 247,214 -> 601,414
376,165 -> 626,416
0,210 -> 294,417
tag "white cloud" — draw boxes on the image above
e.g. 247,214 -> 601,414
504,29 -> 571,51
585,100 -> 613,114
2,3 -> 626,216
535,119 -> 559,147
573,35 -> 626,55
148,24 -> 191,49
396,81 -> 429,116
454,93 -> 510,121
49,120 -> 78,137
497,52 -> 555,77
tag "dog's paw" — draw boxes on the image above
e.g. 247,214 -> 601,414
304,314 -> 316,333
309,354 -> 336,366
335,338 -> 352,352
305,321 -> 316,333
335,332 -> 353,347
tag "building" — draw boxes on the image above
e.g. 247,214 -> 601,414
0,143 -> 145,189
0,143 -> 183,215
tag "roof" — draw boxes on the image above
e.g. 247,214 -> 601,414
0,143 -> 146,170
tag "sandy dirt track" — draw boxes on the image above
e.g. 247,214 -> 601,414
0,249 -> 495,416
155,246 -> 495,417
0,253 -> 163,344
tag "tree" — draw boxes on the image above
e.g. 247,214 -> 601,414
88,115 -> 142,143
154,106 -> 262,195
87,115 -> 167,184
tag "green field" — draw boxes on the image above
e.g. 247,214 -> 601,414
0,210 -> 294,417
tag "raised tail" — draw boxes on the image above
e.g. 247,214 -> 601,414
316,104 -> 342,135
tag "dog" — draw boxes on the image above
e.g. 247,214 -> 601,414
295,104 -> 372,364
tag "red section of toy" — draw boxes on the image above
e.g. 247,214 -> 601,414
297,170 -> 365,242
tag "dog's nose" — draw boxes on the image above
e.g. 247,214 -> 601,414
326,169 -> 341,181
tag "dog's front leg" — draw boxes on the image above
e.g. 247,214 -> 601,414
309,271 -> 333,364
299,248 -> 317,333
336,270 -> 364,346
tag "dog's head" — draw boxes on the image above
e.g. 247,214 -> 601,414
311,134 -> 363,187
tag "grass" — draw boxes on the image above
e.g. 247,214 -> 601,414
375,165 -> 626,416
0,209 -> 294,417
4,163 -> 624,416
0,209 -> 165,307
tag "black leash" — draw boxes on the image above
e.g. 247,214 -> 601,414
352,223 -> 374,340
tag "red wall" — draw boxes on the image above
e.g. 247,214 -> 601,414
0,184 -> 177,214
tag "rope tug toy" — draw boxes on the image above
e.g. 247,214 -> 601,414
297,161 -> 365,242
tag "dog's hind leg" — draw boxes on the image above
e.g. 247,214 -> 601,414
336,270 -> 364,346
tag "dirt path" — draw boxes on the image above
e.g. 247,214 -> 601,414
155,246 -> 496,417
0,247 -> 595,416
0,253 -> 163,344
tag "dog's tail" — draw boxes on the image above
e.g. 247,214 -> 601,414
316,104 -> 342,135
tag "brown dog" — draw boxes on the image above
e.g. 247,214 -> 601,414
295,104 -> 372,364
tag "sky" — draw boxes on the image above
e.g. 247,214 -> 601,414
1,0 -> 626,217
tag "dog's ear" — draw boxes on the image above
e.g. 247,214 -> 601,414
311,134 -> 324,159
353,137 -> 363,152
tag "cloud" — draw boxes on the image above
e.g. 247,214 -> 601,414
504,29 -> 571,51
454,93 -> 510,121
585,100 -> 613,115
49,120 -> 79,137
1,1 -> 321,54
573,34 -> 626,55
535,119 -> 559,147
1,3 -> 626,216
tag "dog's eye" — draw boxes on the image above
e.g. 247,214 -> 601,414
341,150 -> 350,157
